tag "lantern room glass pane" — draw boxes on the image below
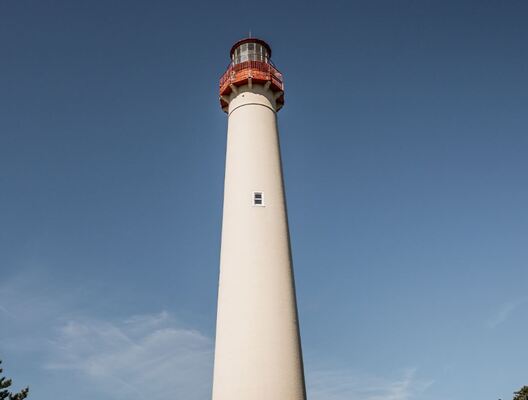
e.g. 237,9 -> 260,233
233,42 -> 269,64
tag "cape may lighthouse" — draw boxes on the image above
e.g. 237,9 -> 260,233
211,38 -> 307,400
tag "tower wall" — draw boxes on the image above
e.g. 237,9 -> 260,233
212,83 -> 306,400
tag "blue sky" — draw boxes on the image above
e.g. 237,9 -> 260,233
1,1 -> 527,399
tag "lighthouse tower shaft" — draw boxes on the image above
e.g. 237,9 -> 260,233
212,39 -> 307,400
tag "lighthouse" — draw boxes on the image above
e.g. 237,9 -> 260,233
211,38 -> 307,400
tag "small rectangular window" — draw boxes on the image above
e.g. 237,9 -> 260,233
253,191 -> 264,206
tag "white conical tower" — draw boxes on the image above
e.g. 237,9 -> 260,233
212,38 -> 307,400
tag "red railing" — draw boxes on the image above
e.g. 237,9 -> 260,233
219,60 -> 284,95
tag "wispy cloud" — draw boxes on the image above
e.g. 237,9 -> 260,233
487,297 -> 528,328
0,272 -> 213,400
45,312 -> 213,400
0,304 -> 12,317
308,367 -> 433,400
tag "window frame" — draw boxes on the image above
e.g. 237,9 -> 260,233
252,191 -> 265,207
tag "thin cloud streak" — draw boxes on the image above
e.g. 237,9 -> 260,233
487,297 -> 528,328
308,367 -> 433,400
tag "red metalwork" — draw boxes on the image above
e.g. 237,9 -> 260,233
219,60 -> 284,110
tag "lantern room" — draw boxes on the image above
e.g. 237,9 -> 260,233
231,38 -> 271,64
219,38 -> 284,112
